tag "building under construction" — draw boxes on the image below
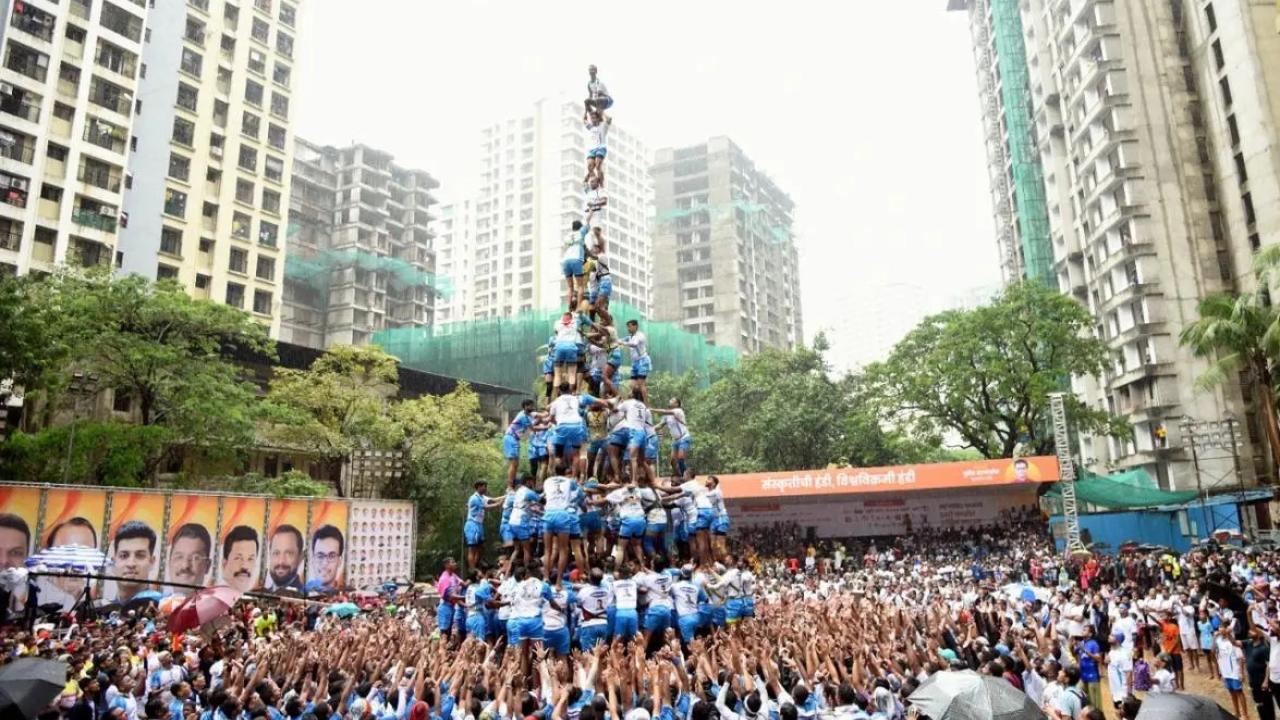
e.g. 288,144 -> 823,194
281,139 -> 447,349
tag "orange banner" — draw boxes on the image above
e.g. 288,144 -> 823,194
0,487 -> 40,569
218,497 -> 265,593
104,492 -> 165,603
166,494 -> 219,590
717,456 -> 1059,499
264,499 -> 309,592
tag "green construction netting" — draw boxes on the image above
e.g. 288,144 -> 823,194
373,300 -> 738,395
284,248 -> 455,298
992,0 -> 1053,285
1045,467 -> 1198,509
653,192 -> 792,244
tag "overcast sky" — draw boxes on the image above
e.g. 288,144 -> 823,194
294,1 -> 1003,369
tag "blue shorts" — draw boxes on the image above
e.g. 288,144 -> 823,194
627,427 -> 647,449
554,423 -> 587,450
544,626 -> 571,655
500,522 -> 513,543
713,516 -> 730,535
587,147 -> 607,159
465,612 -> 489,640
631,356 -> 651,379
554,342 -> 580,363
568,513 -> 582,538
543,509 -> 574,535
711,605 -> 726,627
726,598 -> 745,623
595,276 -> 613,301
562,257 -> 584,277
608,349 -> 622,368
644,607 -> 671,633
464,520 -> 484,546
511,523 -> 533,542
675,523 -> 689,542
588,438 -> 606,454
698,605 -> 711,629
645,434 -> 659,460
508,616 -> 544,645
1225,678 -> 1243,692
593,96 -> 614,110
541,356 -> 554,375
673,436 -> 692,453
695,508 -> 715,532
743,598 -> 756,617
436,602 -> 455,632
613,609 -> 638,639
677,614 -> 700,644
579,623 -> 609,650
581,511 -> 602,533
608,429 -> 631,447
646,522 -> 666,537
619,516 -> 646,539
529,443 -> 548,460
502,434 -> 521,460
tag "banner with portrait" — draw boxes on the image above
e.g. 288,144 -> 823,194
306,500 -> 348,594
263,498 -> 308,593
218,497 -> 265,594
348,501 -> 414,589
39,489 -> 108,611
0,486 -> 40,571
103,492 -> 165,604
165,494 -> 220,594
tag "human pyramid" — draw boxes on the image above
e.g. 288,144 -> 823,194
447,66 -> 752,657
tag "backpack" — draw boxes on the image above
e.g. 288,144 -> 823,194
1132,660 -> 1152,691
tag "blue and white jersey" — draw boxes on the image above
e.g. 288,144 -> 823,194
571,483 -> 587,517
709,487 -> 727,518
506,411 -> 534,439
621,331 -> 649,360
550,393 -> 596,426
639,487 -> 665,525
510,578 -> 552,619
467,492 -> 486,523
638,570 -> 673,610
663,409 -> 689,441
588,344 -> 608,374
466,581 -> 493,611
578,584 -> 612,627
612,578 -> 639,611
543,476 -> 577,513
606,487 -> 646,520
617,399 -> 647,431
509,486 -> 540,526
586,119 -> 609,151
496,577 -> 517,620
563,226 -> 587,263
501,492 -> 515,524
543,585 -> 574,631
554,320 -> 583,346
672,580 -> 704,616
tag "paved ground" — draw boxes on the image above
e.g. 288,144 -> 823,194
1093,658 -> 1246,719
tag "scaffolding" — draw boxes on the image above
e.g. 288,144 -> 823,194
989,0 -> 1054,285
373,301 -> 738,398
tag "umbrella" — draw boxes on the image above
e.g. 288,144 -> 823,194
907,670 -> 1045,720
0,657 -> 69,720
323,602 -> 360,618
26,545 -> 107,572
1134,692 -> 1238,719
167,585 -> 242,635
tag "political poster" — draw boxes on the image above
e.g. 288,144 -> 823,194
306,500 -> 348,594
263,498 -> 308,593
218,497 -> 266,593
165,494 -> 220,593
103,492 -> 165,604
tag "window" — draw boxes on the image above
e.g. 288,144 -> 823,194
241,110 -> 260,138
112,391 -> 132,413
172,116 -> 195,146
255,255 -> 275,280
1228,114 -> 1240,147
184,16 -> 206,44
223,3 -> 239,27
264,155 -> 283,182
225,282 -> 244,308
238,145 -> 256,172
180,47 -> 202,77
175,83 -> 199,113
157,264 -> 178,280
232,211 -> 251,239
229,246 -> 248,273
276,32 -> 293,58
1206,2 -> 1217,31
100,3 -> 143,42
1212,39 -> 1224,71
269,92 -> 288,119
199,238 -> 213,253
95,40 -> 137,76
248,48 -> 265,74
1244,192 -> 1256,226
160,227 -> 182,256
164,188 -> 187,217
251,17 -> 269,43
244,80 -> 263,106
88,76 -> 131,114
279,2 -> 296,26
235,178 -> 254,204
272,62 -> 290,88
195,273 -> 210,289
252,289 -> 272,314
1220,77 -> 1233,107
258,220 -> 278,247
168,153 -> 190,181
220,34 -> 235,56
1235,153 -> 1248,184
262,188 -> 280,213
267,123 -> 286,149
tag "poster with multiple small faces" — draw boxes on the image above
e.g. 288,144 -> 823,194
346,501 -> 415,589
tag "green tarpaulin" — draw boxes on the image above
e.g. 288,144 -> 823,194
1045,468 -> 1198,509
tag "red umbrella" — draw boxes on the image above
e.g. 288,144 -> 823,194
166,584 -> 242,635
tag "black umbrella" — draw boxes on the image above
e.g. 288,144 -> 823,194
1134,692 -> 1237,719
0,657 -> 68,720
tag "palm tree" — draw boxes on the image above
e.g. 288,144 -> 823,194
1179,292 -> 1280,475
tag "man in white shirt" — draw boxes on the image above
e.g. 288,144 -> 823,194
583,108 -> 611,188
541,467 -> 578,581
1105,632 -> 1133,708
620,320 -> 650,403
652,399 -> 692,480
678,475 -> 715,567
606,389 -> 649,489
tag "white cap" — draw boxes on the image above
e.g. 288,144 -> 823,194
624,710 -> 650,720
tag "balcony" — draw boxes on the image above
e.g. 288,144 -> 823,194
1107,361 -> 1175,391
4,48 -> 48,82
0,185 -> 27,209
71,237 -> 111,267
44,158 -> 65,182
0,140 -> 35,165
37,198 -> 59,221
95,49 -> 136,78
10,9 -> 55,43
0,221 -> 20,251
78,167 -> 122,193
83,119 -> 126,154
87,84 -> 131,116
0,96 -> 39,124
72,209 -> 118,233
70,0 -> 91,21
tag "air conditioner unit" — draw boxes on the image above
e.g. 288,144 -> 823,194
0,83 -> 14,95
210,145 -> 223,157
10,178 -> 28,192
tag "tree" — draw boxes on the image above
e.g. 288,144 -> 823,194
1180,292 -> 1280,475
0,271 -> 272,485
864,281 -> 1126,459
260,345 -> 405,489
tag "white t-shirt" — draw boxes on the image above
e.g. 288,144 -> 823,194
496,577 -> 517,620
617,399 -> 647,431
586,120 -> 609,150
554,320 -> 582,345
578,585 -> 612,626
1113,616 -> 1138,650
681,480 -> 712,510
1106,647 -> 1132,701
543,476 -> 576,512
508,486 -> 538,525
672,580 -> 700,616
709,487 -> 727,516
639,571 -> 673,610
1269,634 -> 1280,683
542,585 -> 571,631
1152,668 -> 1176,693
606,487 -> 645,519
1217,636 -> 1243,680
510,578 -> 549,619
613,578 -> 638,611
622,331 -> 648,359
549,394 -> 584,425
562,230 -> 584,263
638,487 -> 665,524
663,409 -> 688,439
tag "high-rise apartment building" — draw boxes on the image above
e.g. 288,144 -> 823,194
118,0 -> 301,336
650,137 -> 802,353
952,0 -> 1280,490
0,0 -> 148,275
278,138 -> 440,349
433,200 -> 474,325
433,96 -> 652,321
